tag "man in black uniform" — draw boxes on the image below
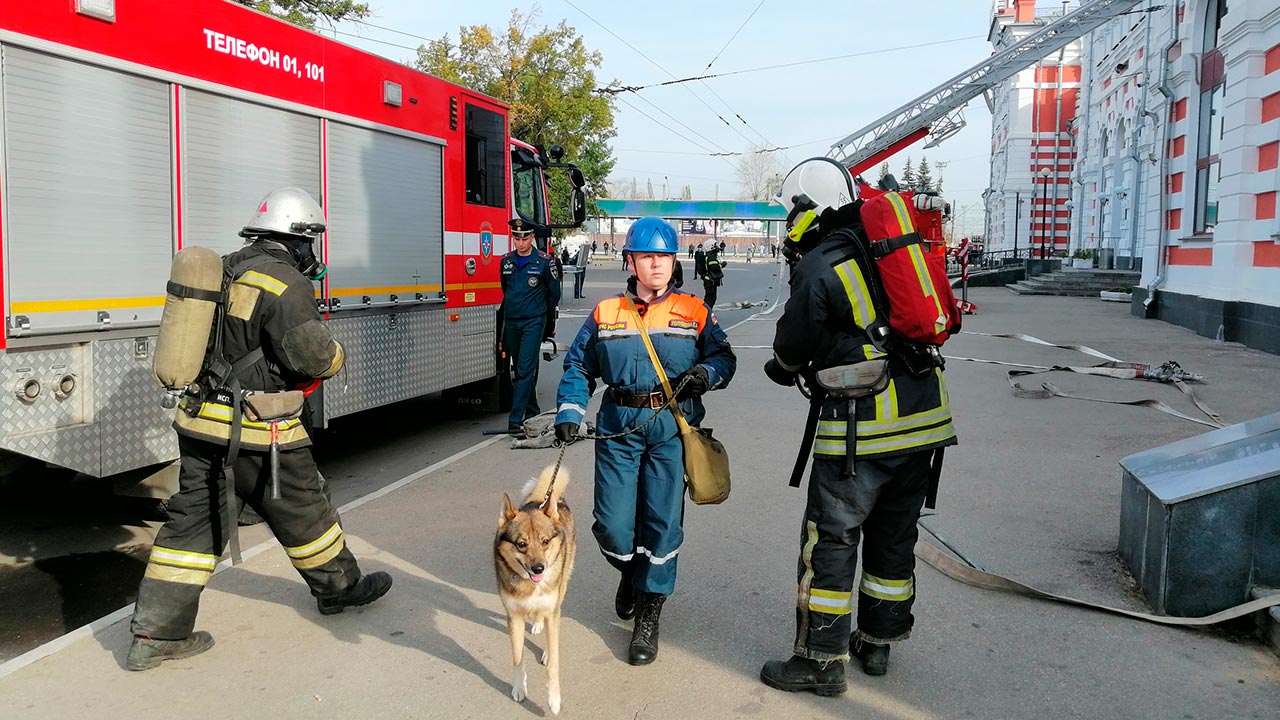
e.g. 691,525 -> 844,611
758,159 -> 958,695
499,219 -> 562,434
128,187 -> 392,671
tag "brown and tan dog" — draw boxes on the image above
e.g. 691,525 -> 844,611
495,465 -> 576,715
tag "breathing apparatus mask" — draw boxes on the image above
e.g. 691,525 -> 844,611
280,225 -> 327,281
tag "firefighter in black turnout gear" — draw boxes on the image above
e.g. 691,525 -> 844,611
759,159 -> 957,695
128,187 -> 392,671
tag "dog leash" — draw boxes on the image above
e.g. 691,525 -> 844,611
540,375 -> 695,508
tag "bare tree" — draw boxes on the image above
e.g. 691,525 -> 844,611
735,145 -> 787,201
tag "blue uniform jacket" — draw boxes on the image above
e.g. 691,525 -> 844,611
500,249 -> 562,320
556,291 -> 736,428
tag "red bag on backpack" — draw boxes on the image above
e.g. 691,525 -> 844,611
859,191 -> 962,346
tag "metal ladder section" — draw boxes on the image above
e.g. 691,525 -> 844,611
826,0 -> 1145,176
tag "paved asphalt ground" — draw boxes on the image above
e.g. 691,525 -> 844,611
3,257 -> 1279,719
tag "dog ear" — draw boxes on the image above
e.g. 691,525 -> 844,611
541,498 -> 559,520
499,493 -> 518,527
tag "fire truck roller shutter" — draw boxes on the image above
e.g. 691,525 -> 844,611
1,46 -> 172,332
154,247 -> 224,391
324,122 -> 445,306
181,89 -> 321,255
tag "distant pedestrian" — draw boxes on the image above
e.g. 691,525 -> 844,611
702,243 -> 723,309
693,246 -> 706,280
573,242 -> 591,299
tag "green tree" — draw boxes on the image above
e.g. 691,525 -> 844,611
900,156 -> 915,190
416,9 -> 616,217
916,156 -> 934,193
878,162 -> 890,181
236,0 -> 369,28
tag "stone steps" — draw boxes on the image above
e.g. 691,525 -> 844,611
1007,269 -> 1140,296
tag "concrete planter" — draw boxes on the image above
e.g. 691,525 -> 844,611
1072,258 -> 1095,269
1100,290 -> 1132,302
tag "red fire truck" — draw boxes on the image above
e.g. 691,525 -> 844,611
0,0 -> 585,482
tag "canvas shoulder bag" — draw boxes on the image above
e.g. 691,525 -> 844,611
626,299 -> 731,505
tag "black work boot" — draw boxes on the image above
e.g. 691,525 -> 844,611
628,592 -> 666,665
851,638 -> 890,676
615,568 -> 637,620
317,571 -> 393,616
126,631 -> 216,671
759,655 -> 847,696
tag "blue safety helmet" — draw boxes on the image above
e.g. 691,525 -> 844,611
623,217 -> 679,254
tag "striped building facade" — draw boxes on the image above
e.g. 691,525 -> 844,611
985,0 -> 1083,258
1069,0 -> 1280,353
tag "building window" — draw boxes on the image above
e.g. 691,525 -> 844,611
1101,128 -> 1109,158
465,104 -> 506,208
1194,0 -> 1227,234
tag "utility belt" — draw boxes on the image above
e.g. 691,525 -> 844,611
608,387 -> 669,409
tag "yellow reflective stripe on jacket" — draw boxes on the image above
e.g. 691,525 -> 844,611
808,587 -> 854,615
857,423 -> 957,455
833,260 -> 877,328
237,270 -> 288,296
284,522 -> 346,569
818,402 -> 953,438
874,378 -> 899,423
861,404 -> 953,437
860,571 -> 913,601
795,521 -> 819,610
814,438 -> 847,456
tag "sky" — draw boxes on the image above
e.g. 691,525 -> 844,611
325,1 -> 1001,237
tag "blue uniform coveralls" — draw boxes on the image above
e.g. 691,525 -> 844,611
500,248 -> 561,425
555,291 -> 736,595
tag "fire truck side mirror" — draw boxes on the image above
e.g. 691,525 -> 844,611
569,167 -> 586,189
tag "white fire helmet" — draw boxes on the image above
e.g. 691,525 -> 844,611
771,157 -> 858,243
240,187 -> 326,240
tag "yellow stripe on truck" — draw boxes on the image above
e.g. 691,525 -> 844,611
11,296 -> 166,313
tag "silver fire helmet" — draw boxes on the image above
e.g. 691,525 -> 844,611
240,187 -> 326,240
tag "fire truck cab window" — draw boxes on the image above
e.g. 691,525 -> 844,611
465,104 -> 506,208
512,163 -> 545,225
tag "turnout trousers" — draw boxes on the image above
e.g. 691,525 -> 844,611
793,450 -> 932,662
504,316 -> 545,425
131,435 -> 361,640
592,400 -> 685,596
702,279 -> 718,310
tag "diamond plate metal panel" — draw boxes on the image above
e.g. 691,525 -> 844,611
0,344 -> 99,475
97,337 -> 179,476
322,305 -> 496,421
457,305 -> 498,386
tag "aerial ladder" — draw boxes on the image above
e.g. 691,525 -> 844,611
828,0 -> 1147,177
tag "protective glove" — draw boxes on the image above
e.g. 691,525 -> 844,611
763,358 -> 798,387
555,422 -> 579,443
675,366 -> 710,399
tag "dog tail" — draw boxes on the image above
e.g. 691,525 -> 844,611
523,464 -> 570,507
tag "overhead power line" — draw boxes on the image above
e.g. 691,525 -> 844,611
599,35 -> 985,95
561,0 -> 770,151
704,0 -> 768,71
